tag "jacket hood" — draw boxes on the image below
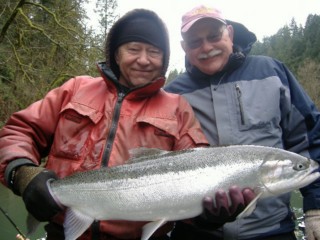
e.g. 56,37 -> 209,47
185,20 -> 257,78
105,9 -> 170,79
226,20 -> 257,55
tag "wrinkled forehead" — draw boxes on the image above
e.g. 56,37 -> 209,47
182,18 -> 226,40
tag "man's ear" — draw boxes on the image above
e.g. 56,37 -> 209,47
227,25 -> 234,41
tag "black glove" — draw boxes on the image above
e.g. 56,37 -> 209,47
13,166 -> 63,221
194,186 -> 255,228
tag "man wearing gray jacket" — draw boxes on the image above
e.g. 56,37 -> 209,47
165,5 -> 320,240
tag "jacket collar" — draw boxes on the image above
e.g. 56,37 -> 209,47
97,62 -> 165,100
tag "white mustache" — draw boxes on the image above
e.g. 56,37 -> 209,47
198,49 -> 222,60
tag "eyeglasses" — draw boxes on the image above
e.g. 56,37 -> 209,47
185,25 -> 227,49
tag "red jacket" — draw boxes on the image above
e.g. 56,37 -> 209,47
0,65 -> 208,239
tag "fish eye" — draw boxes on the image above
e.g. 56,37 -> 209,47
293,163 -> 307,171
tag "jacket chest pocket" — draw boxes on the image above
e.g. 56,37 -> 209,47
51,103 -> 103,160
234,83 -> 280,132
135,116 -> 178,148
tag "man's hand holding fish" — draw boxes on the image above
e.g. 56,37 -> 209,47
192,186 -> 256,229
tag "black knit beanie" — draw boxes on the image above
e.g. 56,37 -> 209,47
114,17 -> 166,53
105,9 -> 170,78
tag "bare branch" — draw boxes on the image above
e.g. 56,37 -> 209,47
6,36 -> 35,85
17,8 -> 61,46
24,1 -> 80,36
0,0 -> 81,44
0,0 -> 26,43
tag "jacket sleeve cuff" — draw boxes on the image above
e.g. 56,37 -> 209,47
303,196 -> 320,212
192,214 -> 224,230
5,158 -> 37,190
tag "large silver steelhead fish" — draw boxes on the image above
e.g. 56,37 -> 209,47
44,145 -> 319,240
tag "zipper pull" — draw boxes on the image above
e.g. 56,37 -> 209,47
235,84 -> 245,125
118,92 -> 125,102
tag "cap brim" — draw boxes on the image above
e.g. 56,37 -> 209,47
181,17 -> 226,33
181,18 -> 202,33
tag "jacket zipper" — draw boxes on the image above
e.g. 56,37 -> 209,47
101,92 -> 125,167
94,91 -> 125,240
213,72 -> 227,91
235,84 -> 245,125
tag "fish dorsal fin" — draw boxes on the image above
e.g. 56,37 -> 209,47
128,148 -> 170,163
141,219 -> 167,240
236,192 -> 262,219
127,147 -> 204,164
64,208 -> 94,240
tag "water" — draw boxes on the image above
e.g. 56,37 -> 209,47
0,184 -> 306,240
0,184 -> 46,240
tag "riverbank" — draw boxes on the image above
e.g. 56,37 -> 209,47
0,184 -> 46,239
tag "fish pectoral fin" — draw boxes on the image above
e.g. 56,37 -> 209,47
64,208 -> 94,240
141,219 -> 167,240
236,192 -> 262,219
26,213 -> 40,236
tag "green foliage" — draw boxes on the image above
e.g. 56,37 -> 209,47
251,14 -> 320,108
304,14 -> 320,61
166,69 -> 179,85
0,0 -> 118,127
296,59 -> 320,108
95,0 -> 119,39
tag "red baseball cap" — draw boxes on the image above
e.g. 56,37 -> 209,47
181,5 -> 226,33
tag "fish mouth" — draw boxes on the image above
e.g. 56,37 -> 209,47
311,159 -> 320,172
